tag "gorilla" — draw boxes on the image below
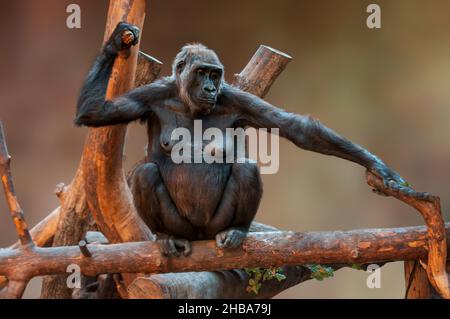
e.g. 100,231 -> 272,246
76,22 -> 408,256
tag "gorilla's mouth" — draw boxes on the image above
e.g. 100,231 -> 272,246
198,98 -> 216,106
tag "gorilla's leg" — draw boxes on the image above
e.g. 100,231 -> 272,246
206,160 -> 263,248
129,162 -> 196,256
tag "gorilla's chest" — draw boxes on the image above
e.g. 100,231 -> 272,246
145,105 -> 238,227
151,104 -> 240,161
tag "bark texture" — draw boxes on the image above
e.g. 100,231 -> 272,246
40,0 -> 163,297
366,171 -> 449,298
1,0 -> 448,300
1,224 -> 449,284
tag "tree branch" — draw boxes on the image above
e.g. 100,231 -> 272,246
0,207 -> 59,290
0,122 -> 33,246
0,280 -> 27,299
0,224 -> 449,284
0,121 -> 33,298
366,171 -> 449,298
233,45 -> 292,98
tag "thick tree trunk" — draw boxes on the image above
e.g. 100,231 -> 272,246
128,266 -> 312,299
404,261 -> 440,299
40,172 -> 91,298
83,0 -> 151,245
39,0 -> 162,297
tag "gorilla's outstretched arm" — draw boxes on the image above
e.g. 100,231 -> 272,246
225,84 -> 407,189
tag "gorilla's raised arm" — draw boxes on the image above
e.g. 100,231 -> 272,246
75,81 -> 168,127
224,84 -> 406,187
75,22 -> 168,127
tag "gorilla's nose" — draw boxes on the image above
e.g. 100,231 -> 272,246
203,86 -> 216,94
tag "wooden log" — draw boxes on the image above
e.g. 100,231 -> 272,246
135,52 -> 163,88
83,0 -> 151,245
233,45 -> 292,98
0,207 -> 59,290
71,227 -> 314,299
366,172 -> 449,298
40,172 -> 91,298
404,261 -> 440,299
128,223 -> 329,299
16,207 -> 59,249
0,281 -> 27,299
128,266 -> 311,299
0,224 -> 449,283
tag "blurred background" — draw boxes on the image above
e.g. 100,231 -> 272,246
0,0 -> 449,298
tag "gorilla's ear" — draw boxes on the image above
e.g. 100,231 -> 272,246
176,60 -> 186,75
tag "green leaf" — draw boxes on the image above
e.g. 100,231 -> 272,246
401,180 -> 411,187
307,264 -> 334,281
351,264 -> 362,270
262,271 -> 271,281
245,268 -> 259,275
275,273 -> 286,281
246,267 -> 286,295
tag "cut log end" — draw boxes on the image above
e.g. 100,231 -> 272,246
260,45 -> 293,60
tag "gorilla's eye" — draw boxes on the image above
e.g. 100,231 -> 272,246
197,69 -> 205,77
210,72 -> 219,80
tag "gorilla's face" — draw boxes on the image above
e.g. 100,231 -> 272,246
188,64 -> 223,114
174,46 -> 224,116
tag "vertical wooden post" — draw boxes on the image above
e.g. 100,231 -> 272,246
366,173 -> 449,298
404,261 -> 440,299
83,0 -> 152,245
41,0 -> 163,298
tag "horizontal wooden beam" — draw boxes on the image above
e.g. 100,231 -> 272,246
0,224 -> 449,283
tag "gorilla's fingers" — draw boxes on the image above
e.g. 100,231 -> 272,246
215,231 -> 227,248
174,238 -> 191,256
167,239 -> 180,257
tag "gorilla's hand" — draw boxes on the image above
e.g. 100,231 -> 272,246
157,234 -> 191,257
104,22 -> 140,57
216,227 -> 247,249
370,161 -> 405,189
369,162 -> 432,200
